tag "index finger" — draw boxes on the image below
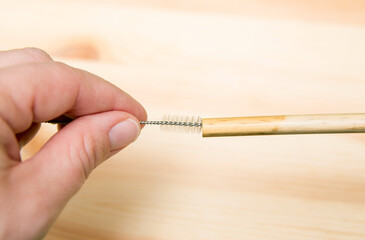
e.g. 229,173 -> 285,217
0,61 -> 147,133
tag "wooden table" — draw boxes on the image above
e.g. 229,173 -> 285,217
1,0 -> 365,239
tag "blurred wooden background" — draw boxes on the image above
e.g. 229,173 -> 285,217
1,0 -> 365,239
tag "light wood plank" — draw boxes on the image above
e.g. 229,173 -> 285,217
1,0 -> 365,239
65,0 -> 365,25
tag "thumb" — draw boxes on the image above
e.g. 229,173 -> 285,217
16,111 -> 140,210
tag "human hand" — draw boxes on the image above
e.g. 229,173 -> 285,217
0,48 -> 147,239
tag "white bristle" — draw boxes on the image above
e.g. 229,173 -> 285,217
140,115 -> 202,134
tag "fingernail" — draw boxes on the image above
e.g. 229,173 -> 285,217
108,119 -> 140,151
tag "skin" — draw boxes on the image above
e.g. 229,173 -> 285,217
0,48 -> 147,239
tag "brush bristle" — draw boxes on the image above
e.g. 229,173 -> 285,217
140,115 -> 202,134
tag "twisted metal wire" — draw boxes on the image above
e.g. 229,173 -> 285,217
139,120 -> 202,127
140,116 -> 202,133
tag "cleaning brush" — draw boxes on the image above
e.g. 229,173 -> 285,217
48,113 -> 365,137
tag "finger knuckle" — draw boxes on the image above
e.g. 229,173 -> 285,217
69,132 -> 108,180
52,61 -> 82,81
23,47 -> 53,62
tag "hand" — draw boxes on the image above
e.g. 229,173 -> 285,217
0,48 -> 147,239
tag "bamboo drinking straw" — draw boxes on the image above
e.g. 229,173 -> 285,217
200,113 -> 365,137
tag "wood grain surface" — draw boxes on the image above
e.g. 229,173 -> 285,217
1,0 -> 365,239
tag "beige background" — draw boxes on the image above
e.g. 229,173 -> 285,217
1,0 -> 365,239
